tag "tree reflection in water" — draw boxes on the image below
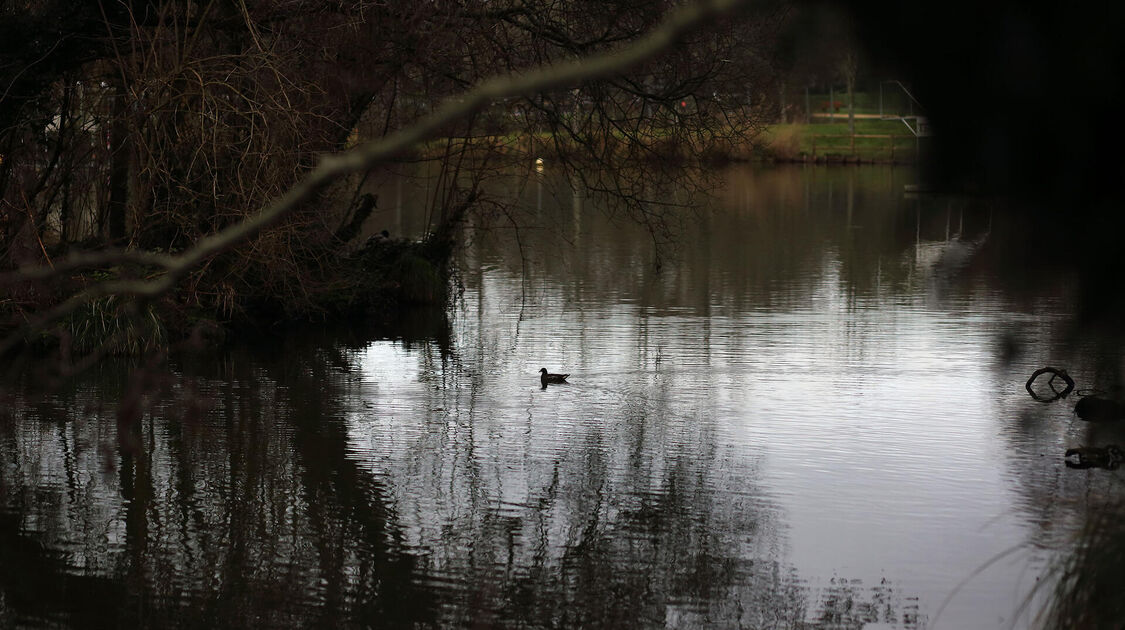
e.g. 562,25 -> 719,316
0,324 -> 923,628
0,330 -> 432,628
4,165 -> 1030,628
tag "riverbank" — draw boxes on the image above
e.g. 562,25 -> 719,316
2,127 -> 922,359
760,119 -> 922,164
0,210 -> 459,358
416,117 -> 924,167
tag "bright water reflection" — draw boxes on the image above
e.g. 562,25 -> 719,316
3,165 -> 1123,629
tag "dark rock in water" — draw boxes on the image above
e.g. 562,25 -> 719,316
1065,445 -> 1124,470
1074,396 -> 1125,422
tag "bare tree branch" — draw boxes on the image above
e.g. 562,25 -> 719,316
0,0 -> 747,355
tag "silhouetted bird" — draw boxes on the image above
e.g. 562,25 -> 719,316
539,368 -> 569,386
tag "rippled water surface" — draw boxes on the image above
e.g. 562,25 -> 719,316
3,165 -> 1122,629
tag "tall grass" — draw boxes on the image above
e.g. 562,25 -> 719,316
62,296 -> 167,356
1040,503 -> 1125,628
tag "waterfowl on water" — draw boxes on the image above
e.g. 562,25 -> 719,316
540,368 -> 569,386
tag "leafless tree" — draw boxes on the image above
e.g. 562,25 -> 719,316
1,0 -> 776,363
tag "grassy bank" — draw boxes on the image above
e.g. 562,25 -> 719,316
1,215 -> 458,358
762,119 -> 922,164
416,118 -> 924,166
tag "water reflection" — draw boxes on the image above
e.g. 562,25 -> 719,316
1,165 -> 1118,629
1,335 -> 434,628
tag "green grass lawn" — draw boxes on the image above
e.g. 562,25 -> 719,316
411,107 -> 923,163
764,119 -> 921,162
800,119 -> 911,134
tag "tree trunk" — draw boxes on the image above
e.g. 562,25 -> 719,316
841,51 -> 858,136
106,84 -> 130,245
778,80 -> 787,124
847,75 -> 855,135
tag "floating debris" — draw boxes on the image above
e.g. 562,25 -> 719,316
1025,366 -> 1075,402
1065,445 -> 1124,470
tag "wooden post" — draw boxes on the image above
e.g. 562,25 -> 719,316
811,136 -> 817,159
850,133 -> 855,158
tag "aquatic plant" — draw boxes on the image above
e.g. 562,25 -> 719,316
61,295 -> 166,356
1040,503 -> 1125,628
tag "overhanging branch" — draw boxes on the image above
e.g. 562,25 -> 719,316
1,0 -> 746,353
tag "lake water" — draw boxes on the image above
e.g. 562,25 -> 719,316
2,164 -> 1122,629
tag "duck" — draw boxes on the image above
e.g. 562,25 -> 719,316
540,368 -> 569,386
